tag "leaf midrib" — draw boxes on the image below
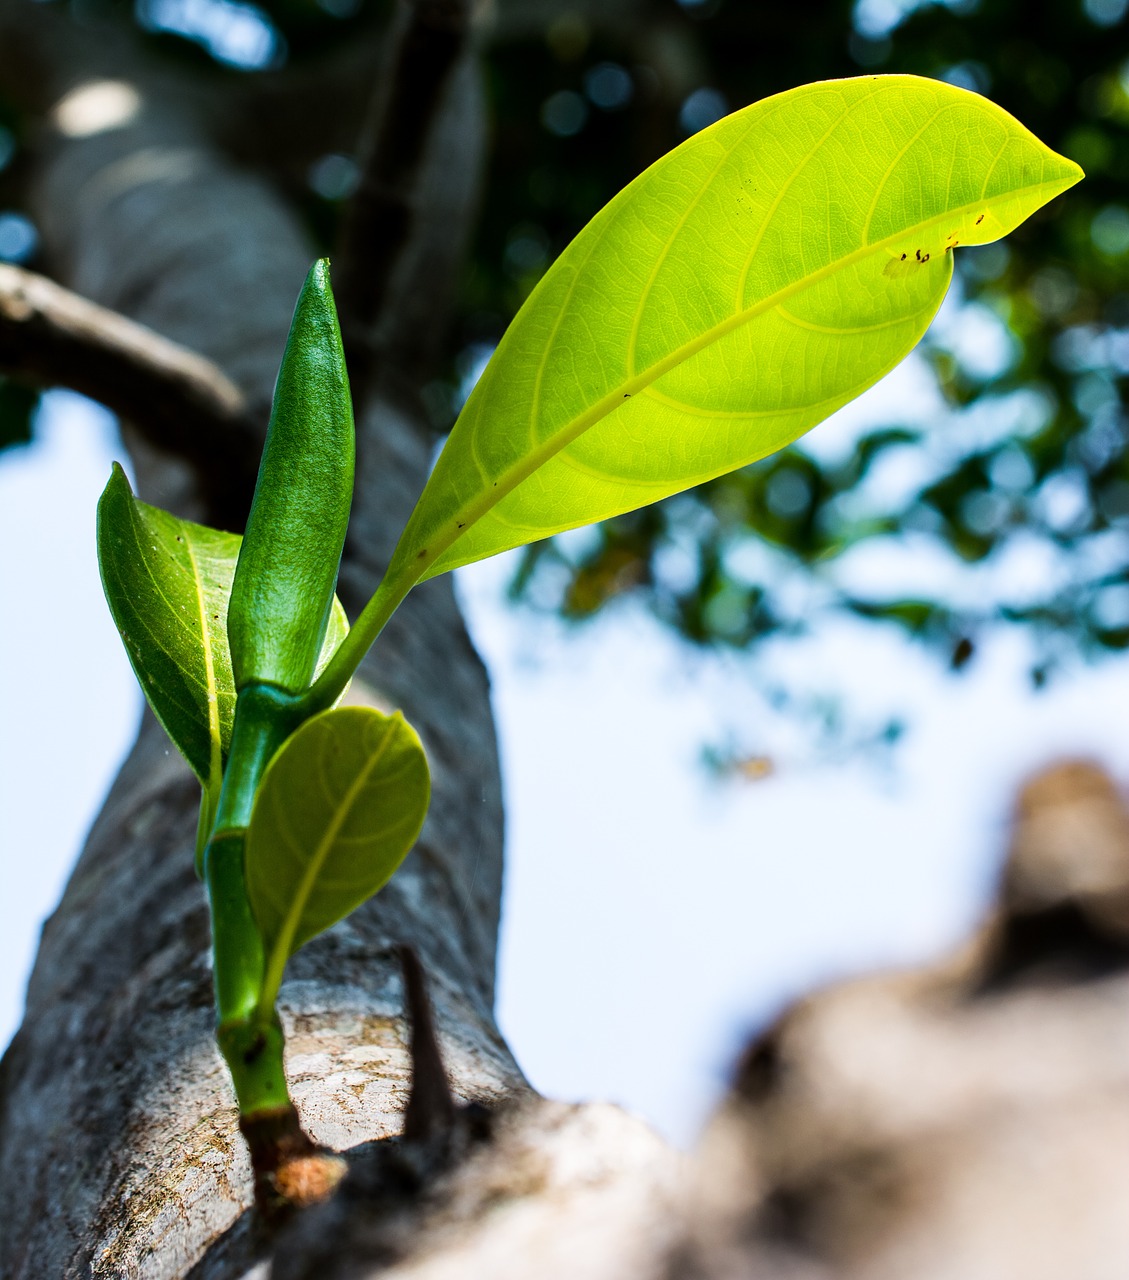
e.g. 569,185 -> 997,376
112,500 -> 218,769
183,528 -> 224,788
419,173 -> 1070,577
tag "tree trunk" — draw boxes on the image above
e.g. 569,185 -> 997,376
0,6 -> 678,1275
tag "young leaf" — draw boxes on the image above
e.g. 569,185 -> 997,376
245,706 -> 430,1012
97,463 -> 348,785
336,74 -> 1081,668
227,258 -> 355,694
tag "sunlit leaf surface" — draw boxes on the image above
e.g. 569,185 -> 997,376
382,75 -> 1081,597
246,706 -> 429,1006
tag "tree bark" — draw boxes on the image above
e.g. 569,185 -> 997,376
0,5 -> 650,1274
0,0 -> 691,1269
677,761 -> 1129,1280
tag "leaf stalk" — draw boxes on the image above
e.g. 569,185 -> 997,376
303,573 -> 412,715
204,683 -> 305,1116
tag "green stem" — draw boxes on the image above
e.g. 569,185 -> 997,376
302,571 -> 414,716
205,831 -> 263,1022
206,831 -> 292,1113
204,682 -> 304,1116
217,1016 -> 293,1117
213,683 -> 302,835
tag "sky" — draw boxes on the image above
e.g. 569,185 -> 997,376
1,375 -> 1127,1147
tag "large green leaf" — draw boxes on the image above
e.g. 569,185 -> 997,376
97,464 -> 349,785
245,705 -> 429,1010
363,74 -> 1081,625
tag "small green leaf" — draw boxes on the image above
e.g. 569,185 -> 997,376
365,74 -> 1081,618
245,706 -> 430,1012
98,463 -> 240,785
228,258 -> 355,694
97,464 -> 348,786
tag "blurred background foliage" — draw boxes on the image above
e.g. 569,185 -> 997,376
2,0 -> 1128,690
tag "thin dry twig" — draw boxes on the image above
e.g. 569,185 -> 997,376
399,943 -> 458,1143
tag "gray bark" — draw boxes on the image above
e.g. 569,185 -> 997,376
0,5 -> 531,1274
0,3 -> 685,1272
0,0 -> 693,1271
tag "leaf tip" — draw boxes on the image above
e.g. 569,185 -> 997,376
99,460 -> 133,512
307,256 -> 333,298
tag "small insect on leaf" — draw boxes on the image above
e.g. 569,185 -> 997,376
246,705 -> 430,1014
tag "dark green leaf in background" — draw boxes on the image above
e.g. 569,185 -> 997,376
0,378 -> 37,454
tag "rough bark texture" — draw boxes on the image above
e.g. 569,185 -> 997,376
0,2 -> 690,1271
0,4 -> 531,1274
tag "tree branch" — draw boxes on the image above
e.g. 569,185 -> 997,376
0,264 -> 262,521
334,0 -> 481,401
399,944 -> 458,1144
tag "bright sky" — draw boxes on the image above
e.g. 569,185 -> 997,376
2,374 -> 1127,1146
